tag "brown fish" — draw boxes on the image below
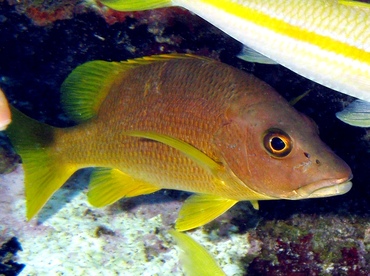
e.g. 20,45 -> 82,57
6,54 -> 352,231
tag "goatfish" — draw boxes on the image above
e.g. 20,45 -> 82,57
99,0 -> 370,127
6,54 -> 352,231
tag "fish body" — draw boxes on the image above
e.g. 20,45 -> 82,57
101,0 -> 370,126
7,55 -> 352,231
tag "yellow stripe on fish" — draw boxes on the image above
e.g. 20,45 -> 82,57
100,0 -> 370,126
7,54 -> 352,231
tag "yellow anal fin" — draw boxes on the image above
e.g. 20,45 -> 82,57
87,168 -> 160,207
169,230 -> 226,276
100,0 -> 173,11
175,194 -> 237,231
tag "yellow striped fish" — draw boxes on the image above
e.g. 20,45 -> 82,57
100,0 -> 370,126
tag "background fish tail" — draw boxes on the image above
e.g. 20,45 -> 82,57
100,0 -> 172,11
6,107 -> 78,220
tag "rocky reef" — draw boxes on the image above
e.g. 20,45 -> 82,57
0,1 -> 369,275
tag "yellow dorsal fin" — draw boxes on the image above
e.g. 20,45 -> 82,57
61,60 -> 127,122
169,230 -> 226,276
61,54 -> 207,122
175,194 -> 237,231
100,0 -> 173,11
87,168 -> 160,207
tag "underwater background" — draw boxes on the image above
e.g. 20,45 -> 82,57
0,1 -> 369,275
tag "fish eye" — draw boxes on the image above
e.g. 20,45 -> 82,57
263,128 -> 292,158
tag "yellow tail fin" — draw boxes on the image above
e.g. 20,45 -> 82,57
6,107 -> 78,220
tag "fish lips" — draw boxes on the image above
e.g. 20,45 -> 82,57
289,174 -> 353,199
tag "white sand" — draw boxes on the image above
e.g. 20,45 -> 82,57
0,166 -> 251,276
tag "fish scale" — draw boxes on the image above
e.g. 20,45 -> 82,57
55,59 -> 232,194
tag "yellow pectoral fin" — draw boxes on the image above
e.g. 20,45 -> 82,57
169,230 -> 226,276
175,194 -> 237,231
123,131 -> 223,177
87,168 -> 160,207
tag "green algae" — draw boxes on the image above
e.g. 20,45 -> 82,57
248,213 -> 370,274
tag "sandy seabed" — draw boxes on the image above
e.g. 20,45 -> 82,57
0,166 -> 249,276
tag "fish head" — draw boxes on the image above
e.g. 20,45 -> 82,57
215,95 -> 352,200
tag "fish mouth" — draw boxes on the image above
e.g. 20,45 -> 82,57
290,175 -> 353,199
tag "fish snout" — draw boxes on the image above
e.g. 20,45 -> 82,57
291,174 -> 352,199
289,146 -> 353,199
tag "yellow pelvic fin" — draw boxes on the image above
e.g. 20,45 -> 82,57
6,107 -> 78,220
100,0 -> 173,11
87,168 -> 160,207
169,230 -> 226,276
62,54 -> 208,122
175,194 -> 237,231
250,200 -> 259,210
